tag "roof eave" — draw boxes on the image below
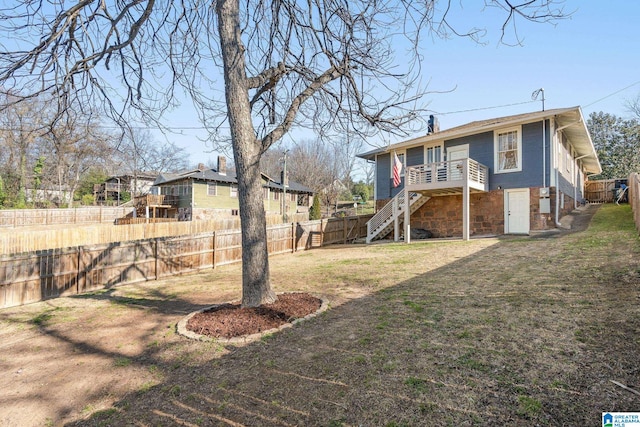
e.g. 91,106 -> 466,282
356,107 -> 581,159
555,108 -> 602,175
356,106 -> 602,174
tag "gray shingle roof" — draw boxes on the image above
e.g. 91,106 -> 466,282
154,168 -> 313,194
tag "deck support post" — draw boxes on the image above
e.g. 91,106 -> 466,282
393,196 -> 399,242
462,159 -> 470,241
404,186 -> 411,244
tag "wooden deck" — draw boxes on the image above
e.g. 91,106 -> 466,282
406,158 -> 489,196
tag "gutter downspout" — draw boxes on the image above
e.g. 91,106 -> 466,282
573,153 -> 592,209
542,118 -> 546,188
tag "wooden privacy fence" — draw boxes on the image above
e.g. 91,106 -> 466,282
0,214 -> 306,256
584,179 -> 623,204
0,206 -> 131,228
0,215 -> 373,308
628,173 -> 640,233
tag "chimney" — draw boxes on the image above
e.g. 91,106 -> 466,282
217,156 -> 226,175
197,163 -> 206,171
428,115 -> 439,134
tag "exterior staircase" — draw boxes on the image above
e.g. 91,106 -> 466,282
366,191 -> 429,243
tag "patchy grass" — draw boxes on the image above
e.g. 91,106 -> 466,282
113,357 -> 132,367
3,204 -> 640,426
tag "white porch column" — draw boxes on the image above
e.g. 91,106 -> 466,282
393,196 -> 399,242
404,186 -> 411,244
462,159 -> 470,241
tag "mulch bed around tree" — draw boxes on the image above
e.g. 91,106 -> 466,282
186,292 -> 322,339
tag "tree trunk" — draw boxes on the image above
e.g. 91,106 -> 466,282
216,0 -> 276,307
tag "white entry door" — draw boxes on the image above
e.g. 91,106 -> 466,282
446,144 -> 468,181
505,189 -> 530,234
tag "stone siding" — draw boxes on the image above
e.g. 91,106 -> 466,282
375,186 -> 572,238
411,191 -> 504,237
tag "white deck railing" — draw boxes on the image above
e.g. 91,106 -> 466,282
406,158 -> 488,188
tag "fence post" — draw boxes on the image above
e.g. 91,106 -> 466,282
343,217 -> 348,244
212,231 -> 217,269
76,246 -> 82,295
291,222 -> 296,253
154,238 -> 159,280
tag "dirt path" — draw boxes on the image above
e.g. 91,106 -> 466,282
1,204 -> 638,426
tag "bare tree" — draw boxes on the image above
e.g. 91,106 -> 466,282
625,93 -> 640,120
41,111 -> 117,206
115,128 -> 189,191
0,95 -> 115,207
259,148 -> 286,182
0,0 -> 567,306
261,138 -> 357,213
0,94 -> 48,207
288,141 -> 341,193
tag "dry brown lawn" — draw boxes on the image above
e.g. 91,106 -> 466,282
1,204 -> 639,426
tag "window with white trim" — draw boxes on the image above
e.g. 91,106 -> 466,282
230,184 -> 238,198
494,127 -> 522,173
207,183 -> 217,196
425,144 -> 443,164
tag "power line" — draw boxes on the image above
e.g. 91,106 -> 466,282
0,96 -> 581,134
583,79 -> 640,108
428,99 -> 537,116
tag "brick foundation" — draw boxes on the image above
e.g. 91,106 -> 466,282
376,186 -> 570,238
411,191 -> 505,237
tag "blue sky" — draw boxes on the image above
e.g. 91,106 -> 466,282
419,2 -> 640,128
163,1 -> 640,168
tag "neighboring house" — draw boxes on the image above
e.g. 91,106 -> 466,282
26,186 -> 73,206
94,172 -> 158,204
357,107 -> 601,243
149,157 -> 314,221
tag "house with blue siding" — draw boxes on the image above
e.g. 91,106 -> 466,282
357,107 -> 601,242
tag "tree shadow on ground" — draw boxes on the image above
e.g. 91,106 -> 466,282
70,286 -> 214,315
62,204 -> 640,426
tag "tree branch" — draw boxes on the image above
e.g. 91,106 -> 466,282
260,64 -> 344,151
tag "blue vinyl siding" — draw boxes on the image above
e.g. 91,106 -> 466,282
406,146 -> 424,167
446,131 -> 493,169
520,121 -> 551,187
374,119 -> 563,199
557,173 -> 573,198
376,150 -> 418,200
376,153 -> 391,199
391,177 -> 405,197
445,121 -> 551,190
